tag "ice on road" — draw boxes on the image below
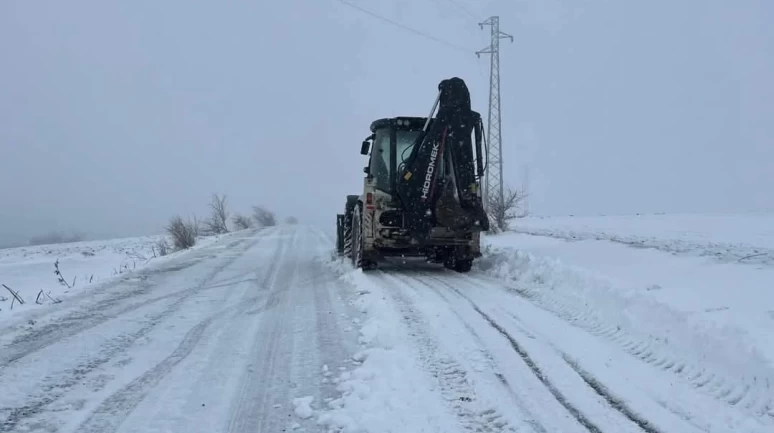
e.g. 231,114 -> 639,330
1,222 -> 771,433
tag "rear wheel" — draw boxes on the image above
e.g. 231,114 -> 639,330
352,205 -> 377,271
453,258 -> 473,273
343,214 -> 353,258
336,214 -> 345,254
443,250 -> 473,273
443,254 -> 456,270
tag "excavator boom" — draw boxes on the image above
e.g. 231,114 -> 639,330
397,77 -> 489,239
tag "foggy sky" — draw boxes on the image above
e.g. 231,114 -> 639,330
1,0 -> 772,245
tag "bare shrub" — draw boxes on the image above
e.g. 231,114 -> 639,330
156,238 -> 170,256
232,214 -> 255,230
203,193 -> 229,235
284,216 -> 298,225
166,216 -> 197,250
252,206 -> 277,227
487,186 -> 528,233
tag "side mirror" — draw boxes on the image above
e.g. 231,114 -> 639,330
360,140 -> 370,155
363,166 -> 369,174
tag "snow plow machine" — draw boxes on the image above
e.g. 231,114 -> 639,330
336,77 -> 490,272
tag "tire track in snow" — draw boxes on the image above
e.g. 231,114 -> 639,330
225,228 -> 300,433
388,270 -> 601,433
74,229 -> 289,433
376,271 -> 519,433
0,232 -> 267,433
74,314 -> 218,433
457,272 -> 774,418
414,271 -> 664,433
384,270 -> 550,433
308,228 -> 356,400
560,354 -> 665,433
0,232 -> 261,367
467,304 -> 604,433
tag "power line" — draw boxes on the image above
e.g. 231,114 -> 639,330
336,0 -> 473,54
441,0 -> 479,21
426,0 -> 477,23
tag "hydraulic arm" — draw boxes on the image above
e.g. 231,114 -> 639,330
396,77 -> 490,240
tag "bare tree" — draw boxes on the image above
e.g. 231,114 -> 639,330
166,216 -> 197,249
284,216 -> 298,225
232,214 -> 255,230
487,186 -> 528,233
204,193 -> 229,235
252,206 -> 277,227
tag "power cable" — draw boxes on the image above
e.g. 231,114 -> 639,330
336,0 -> 473,55
440,0 -> 480,21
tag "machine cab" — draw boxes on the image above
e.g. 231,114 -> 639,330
362,117 -> 446,196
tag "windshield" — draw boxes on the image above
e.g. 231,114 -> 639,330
396,130 -> 422,171
370,128 -> 426,193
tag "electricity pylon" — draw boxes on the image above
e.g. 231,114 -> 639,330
476,16 -> 513,209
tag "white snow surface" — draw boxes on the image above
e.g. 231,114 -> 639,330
487,213 -> 774,368
293,396 -> 316,419
315,213 -> 772,433
510,212 -> 774,265
1,218 -> 772,433
0,233 -> 231,320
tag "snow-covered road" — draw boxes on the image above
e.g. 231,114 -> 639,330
0,226 -> 358,433
326,258 -> 773,433
2,224 -> 771,433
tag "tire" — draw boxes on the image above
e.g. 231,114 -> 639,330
443,251 -> 472,273
343,195 -> 359,260
336,215 -> 345,254
453,258 -> 473,273
343,212 -> 353,258
352,205 -> 376,271
443,254 -> 455,270
351,205 -> 362,268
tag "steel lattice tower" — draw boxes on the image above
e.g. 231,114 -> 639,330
476,16 -> 512,208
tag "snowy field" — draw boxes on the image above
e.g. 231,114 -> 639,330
0,233 -> 235,321
508,212 -> 774,266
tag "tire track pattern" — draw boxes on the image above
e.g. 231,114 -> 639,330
226,229 -> 296,433
561,354 -> 664,433
378,272 -> 518,433
75,315 -> 216,433
0,233 -> 264,433
75,232 -> 288,433
1,234 -> 257,366
416,272 -> 666,433
458,273 -> 774,419
470,304 -> 605,433
392,271 -> 602,433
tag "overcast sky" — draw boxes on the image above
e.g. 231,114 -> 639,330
1,0 -> 772,245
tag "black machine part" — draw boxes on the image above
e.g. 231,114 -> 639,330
396,77 -> 490,240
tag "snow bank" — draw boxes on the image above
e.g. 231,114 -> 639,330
477,235 -> 774,414
317,258 -> 460,432
508,212 -> 774,266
